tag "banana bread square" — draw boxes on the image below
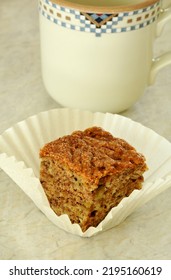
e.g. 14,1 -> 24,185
40,127 -> 147,232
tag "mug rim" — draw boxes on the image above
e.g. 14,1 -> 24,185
48,0 -> 160,13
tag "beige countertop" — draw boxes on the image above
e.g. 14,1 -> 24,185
0,0 -> 171,260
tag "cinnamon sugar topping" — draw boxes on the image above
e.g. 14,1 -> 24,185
40,127 -> 146,185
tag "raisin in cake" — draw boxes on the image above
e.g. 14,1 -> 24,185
40,127 -> 147,232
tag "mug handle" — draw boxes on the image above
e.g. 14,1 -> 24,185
149,5 -> 171,84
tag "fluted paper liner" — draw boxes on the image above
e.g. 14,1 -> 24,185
0,108 -> 171,237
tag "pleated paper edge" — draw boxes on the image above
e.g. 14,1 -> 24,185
1,108 -> 171,237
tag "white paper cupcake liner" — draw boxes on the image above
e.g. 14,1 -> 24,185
0,108 -> 171,237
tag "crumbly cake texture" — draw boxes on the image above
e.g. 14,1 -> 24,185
40,127 -> 147,232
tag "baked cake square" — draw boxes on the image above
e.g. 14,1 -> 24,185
40,127 -> 147,232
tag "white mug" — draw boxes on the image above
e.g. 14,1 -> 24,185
39,0 -> 171,113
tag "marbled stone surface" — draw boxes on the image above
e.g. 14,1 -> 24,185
0,0 -> 171,260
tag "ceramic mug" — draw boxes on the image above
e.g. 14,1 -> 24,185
39,0 -> 171,113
